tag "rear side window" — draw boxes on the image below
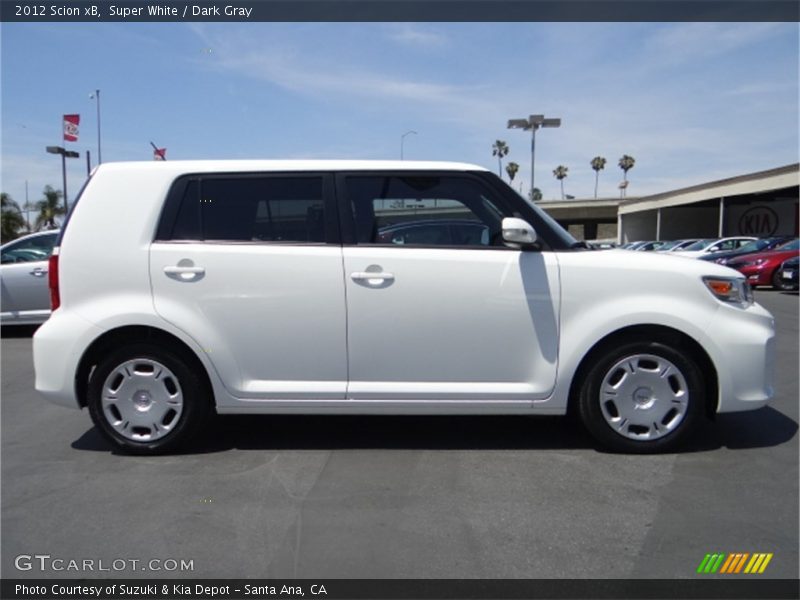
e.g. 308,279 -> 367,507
166,176 -> 326,243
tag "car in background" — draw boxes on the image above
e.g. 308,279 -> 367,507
586,240 -> 618,250
1,229 -> 60,325
776,256 -> 799,291
376,219 -> 489,246
672,237 -> 757,258
656,239 -> 702,252
620,241 -> 647,250
725,239 -> 800,289
633,241 -> 667,251
699,236 -> 795,265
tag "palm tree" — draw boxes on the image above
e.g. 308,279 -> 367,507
618,155 -> 635,197
505,161 -> 519,183
590,156 -> 607,199
34,186 -> 66,231
553,165 -> 568,200
1,192 -> 27,242
492,140 -> 509,177
528,187 -> 543,201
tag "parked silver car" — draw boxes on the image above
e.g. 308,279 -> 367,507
1,229 -> 60,325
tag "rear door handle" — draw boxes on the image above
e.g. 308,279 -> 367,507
29,268 -> 48,277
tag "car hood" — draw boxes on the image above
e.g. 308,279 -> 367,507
727,248 -> 799,265
569,248 -> 744,279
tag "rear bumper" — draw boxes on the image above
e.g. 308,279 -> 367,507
33,310 -> 102,409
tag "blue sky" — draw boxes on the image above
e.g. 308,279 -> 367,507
1,22 -> 798,210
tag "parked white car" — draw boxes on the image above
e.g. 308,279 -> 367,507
1,229 -> 60,325
33,161 -> 775,454
672,237 -> 757,258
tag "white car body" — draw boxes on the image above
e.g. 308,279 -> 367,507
33,161 -> 775,453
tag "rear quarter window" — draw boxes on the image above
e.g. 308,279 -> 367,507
160,175 -> 328,244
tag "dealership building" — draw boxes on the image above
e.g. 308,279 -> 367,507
538,163 -> 799,243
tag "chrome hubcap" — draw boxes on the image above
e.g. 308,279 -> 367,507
101,359 -> 184,442
133,390 -> 153,411
599,353 -> 689,441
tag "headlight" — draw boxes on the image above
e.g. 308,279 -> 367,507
702,276 -> 754,308
742,258 -> 767,268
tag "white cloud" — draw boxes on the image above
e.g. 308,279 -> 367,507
386,24 -> 448,48
191,28 -> 500,128
645,23 -> 784,66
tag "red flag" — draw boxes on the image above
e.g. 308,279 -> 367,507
63,114 -> 79,142
153,147 -> 167,161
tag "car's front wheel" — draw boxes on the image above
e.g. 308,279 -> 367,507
772,268 -> 793,291
578,340 -> 705,453
87,343 -> 211,454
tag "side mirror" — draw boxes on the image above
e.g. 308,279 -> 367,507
502,217 -> 538,247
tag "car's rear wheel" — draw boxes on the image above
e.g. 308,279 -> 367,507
87,343 -> 211,454
578,340 -> 704,453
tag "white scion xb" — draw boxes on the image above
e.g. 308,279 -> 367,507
33,161 -> 775,454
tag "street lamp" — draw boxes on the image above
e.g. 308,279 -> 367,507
46,146 -> 80,213
400,130 -> 417,160
89,89 -> 102,165
507,114 -> 561,201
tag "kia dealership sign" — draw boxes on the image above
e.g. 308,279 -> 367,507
727,199 -> 798,237
738,206 -> 779,236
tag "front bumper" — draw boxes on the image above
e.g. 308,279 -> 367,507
734,265 -> 771,287
700,301 -> 775,413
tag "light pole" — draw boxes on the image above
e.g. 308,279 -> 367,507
400,130 -> 417,160
507,114 -> 561,201
46,146 -> 80,213
89,89 -> 102,165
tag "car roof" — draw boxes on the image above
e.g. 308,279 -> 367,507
95,160 -> 489,175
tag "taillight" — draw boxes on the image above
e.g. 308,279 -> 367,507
48,252 -> 60,310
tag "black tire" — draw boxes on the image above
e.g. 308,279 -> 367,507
772,268 -> 792,291
87,343 -> 211,454
577,340 -> 705,453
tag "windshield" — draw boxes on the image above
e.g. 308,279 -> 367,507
657,240 -> 681,251
776,239 -> 799,251
683,239 -> 713,251
737,239 -> 769,254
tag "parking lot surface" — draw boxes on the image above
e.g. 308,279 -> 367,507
2,291 -> 797,579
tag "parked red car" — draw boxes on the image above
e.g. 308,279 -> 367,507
725,239 -> 800,289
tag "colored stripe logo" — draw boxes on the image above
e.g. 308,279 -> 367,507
697,553 -> 773,574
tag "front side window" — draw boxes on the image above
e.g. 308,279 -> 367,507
170,176 -> 326,243
1,233 -> 58,264
345,175 -> 511,247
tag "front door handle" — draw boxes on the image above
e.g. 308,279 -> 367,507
351,271 -> 395,284
164,265 -> 205,281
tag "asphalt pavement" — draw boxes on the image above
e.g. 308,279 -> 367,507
1,291 -> 797,580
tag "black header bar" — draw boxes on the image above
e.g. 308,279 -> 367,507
3,578 -> 800,600
2,1 -> 799,23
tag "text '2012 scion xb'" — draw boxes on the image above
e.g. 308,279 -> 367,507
33,161 -> 775,454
